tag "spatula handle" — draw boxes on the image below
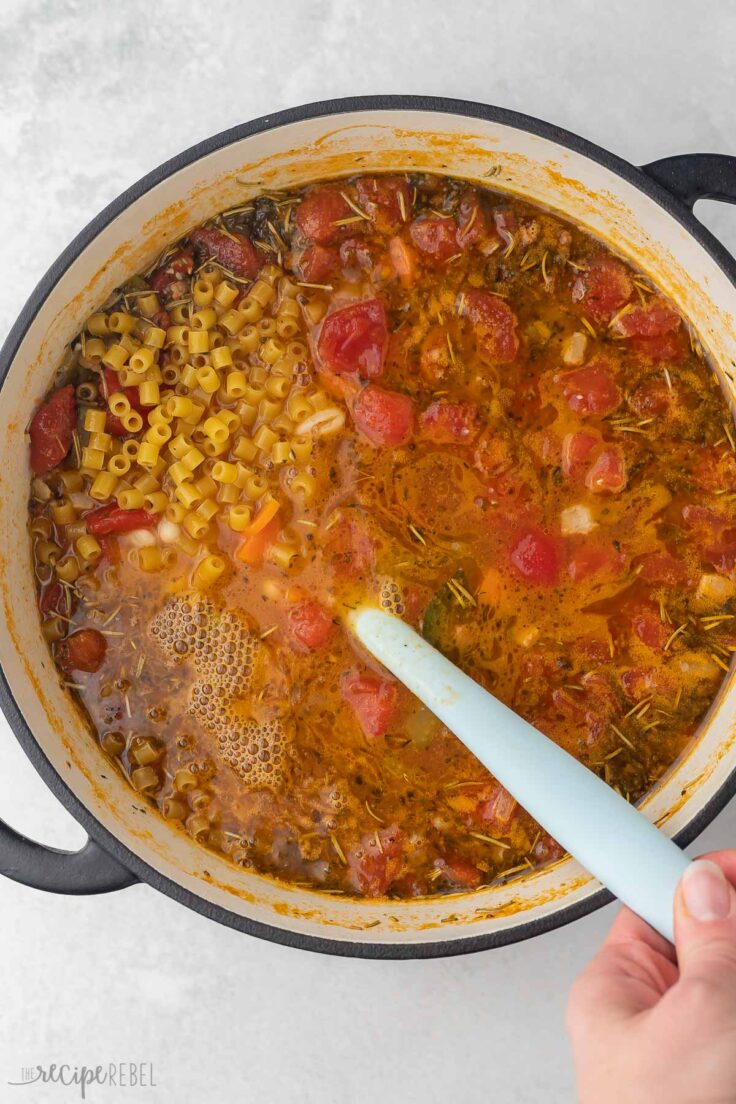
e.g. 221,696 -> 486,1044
351,608 -> 689,942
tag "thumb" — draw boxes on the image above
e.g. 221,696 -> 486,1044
674,859 -> 736,986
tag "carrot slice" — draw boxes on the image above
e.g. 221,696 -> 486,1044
244,499 -> 280,537
237,516 -> 279,565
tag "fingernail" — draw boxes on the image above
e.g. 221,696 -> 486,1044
681,860 -> 733,921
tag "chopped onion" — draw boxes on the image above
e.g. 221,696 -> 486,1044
296,407 -> 346,437
560,504 -> 596,536
693,572 -> 736,611
561,331 -> 588,366
157,518 -> 180,544
124,528 -> 157,548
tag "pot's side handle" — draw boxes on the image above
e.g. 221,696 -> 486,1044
641,153 -> 736,210
0,817 -> 137,894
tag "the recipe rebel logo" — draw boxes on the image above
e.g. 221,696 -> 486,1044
8,1062 -> 157,1099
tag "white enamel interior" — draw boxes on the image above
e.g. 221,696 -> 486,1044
2,107 -> 736,949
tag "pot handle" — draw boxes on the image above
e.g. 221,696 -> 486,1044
641,153 -> 736,210
0,817 -> 137,894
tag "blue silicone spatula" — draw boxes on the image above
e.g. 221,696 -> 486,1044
349,606 -> 690,941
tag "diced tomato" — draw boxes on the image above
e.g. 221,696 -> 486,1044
585,446 -> 627,494
460,289 -> 520,363
631,605 -> 670,651
355,176 -> 412,232
56,628 -> 106,673
456,189 -> 498,252
561,430 -> 601,479
352,384 -> 414,447
693,446 -> 736,494
148,248 -> 194,297
705,541 -> 736,578
568,541 -> 627,582
29,384 -> 76,475
630,330 -> 689,363
629,377 -> 676,417
295,188 -> 353,245
435,854 -> 483,889
297,243 -> 339,283
473,428 -> 515,477
493,207 -> 518,246
571,255 -> 632,324
531,833 -> 565,865
510,527 -> 560,586
342,673 -> 399,738
189,227 -> 263,279
346,826 -> 404,896
39,582 -> 66,617
611,299 -> 681,338
557,362 -> 622,416
317,299 -> 388,379
419,325 -> 452,384
621,665 -> 677,702
419,401 -> 480,444
682,505 -> 734,542
324,516 -> 375,580
409,216 -> 460,266
636,551 -> 688,586
289,600 -> 335,650
86,505 -> 157,536
472,783 -> 518,833
388,235 -> 417,287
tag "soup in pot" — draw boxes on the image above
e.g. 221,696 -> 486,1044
27,172 -> 736,898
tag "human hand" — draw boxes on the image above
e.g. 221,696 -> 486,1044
567,851 -> 736,1104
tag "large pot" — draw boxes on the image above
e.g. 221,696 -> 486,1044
2,96 -> 736,959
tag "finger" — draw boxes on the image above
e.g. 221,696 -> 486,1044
674,858 -> 736,986
604,904 -> 677,964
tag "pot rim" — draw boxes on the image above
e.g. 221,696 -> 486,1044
2,94 -> 736,959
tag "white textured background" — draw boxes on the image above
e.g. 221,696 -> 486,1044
1,2 -> 735,1101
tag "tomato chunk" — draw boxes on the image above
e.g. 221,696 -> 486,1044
460,289 -> 520,363
611,299 -> 681,338
636,551 -> 688,586
409,216 -> 460,266
631,605 -> 670,651
317,299 -> 388,379
419,401 -> 480,444
189,227 -> 263,278
86,505 -> 157,536
472,783 -> 518,832
355,176 -> 412,232
435,854 -> 483,889
148,247 -> 194,298
346,826 -> 404,896
585,446 -> 627,494
297,243 -> 339,283
295,188 -> 352,245
56,629 -> 106,673
561,430 -> 601,479
289,600 -> 335,650
557,362 -> 622,416
510,527 -> 560,586
324,516 -> 376,580
352,385 -> 414,447
342,673 -> 399,738
456,189 -> 498,253
571,255 -> 632,324
568,542 -> 627,582
39,581 -> 66,617
29,384 -> 76,475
